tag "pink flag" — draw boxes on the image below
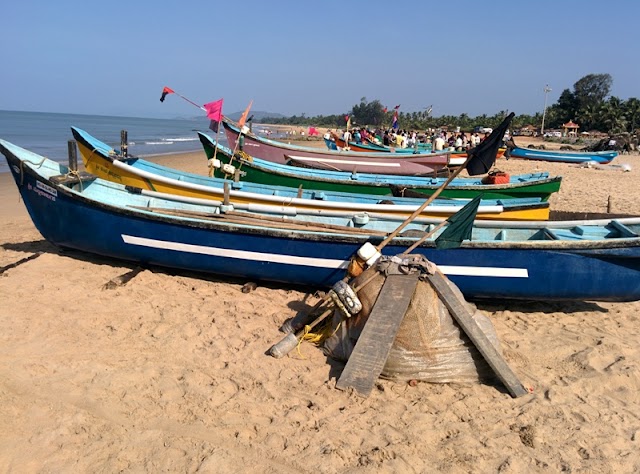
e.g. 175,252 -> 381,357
204,99 -> 223,122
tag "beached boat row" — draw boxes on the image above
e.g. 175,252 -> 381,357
197,132 -> 562,201
2,132 -> 640,302
71,127 -> 550,221
221,120 -> 454,175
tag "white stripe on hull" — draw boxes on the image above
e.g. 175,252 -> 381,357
288,156 -> 402,168
123,235 -> 529,279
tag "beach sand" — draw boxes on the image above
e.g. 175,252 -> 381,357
1,139 -> 639,473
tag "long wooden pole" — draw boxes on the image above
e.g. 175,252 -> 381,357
375,154 -> 471,253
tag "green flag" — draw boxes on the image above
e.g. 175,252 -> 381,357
435,195 -> 482,249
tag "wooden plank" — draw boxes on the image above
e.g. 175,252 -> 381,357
425,271 -> 529,398
50,171 -> 97,186
336,273 -> 419,397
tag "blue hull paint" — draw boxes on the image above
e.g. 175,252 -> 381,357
3,141 -> 640,301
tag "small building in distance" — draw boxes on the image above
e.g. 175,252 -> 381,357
562,120 -> 580,137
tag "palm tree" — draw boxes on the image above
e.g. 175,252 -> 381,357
576,103 -> 599,131
599,97 -> 627,134
623,98 -> 640,132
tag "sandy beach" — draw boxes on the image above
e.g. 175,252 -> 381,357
1,137 -> 639,473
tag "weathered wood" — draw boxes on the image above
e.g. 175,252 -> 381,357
50,171 -> 97,186
120,130 -> 128,157
336,273 -> 419,397
223,182 -> 230,206
67,140 -> 78,171
0,252 -> 42,275
103,267 -> 144,290
425,271 -> 529,398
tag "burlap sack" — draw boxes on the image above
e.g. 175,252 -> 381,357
323,267 -> 499,384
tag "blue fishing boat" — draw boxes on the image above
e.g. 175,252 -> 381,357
507,146 -> 618,164
3,138 -> 640,302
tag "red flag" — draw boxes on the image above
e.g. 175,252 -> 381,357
383,106 -> 388,113
159,86 -> 174,102
394,104 -> 401,109
204,99 -> 223,122
238,100 -> 253,129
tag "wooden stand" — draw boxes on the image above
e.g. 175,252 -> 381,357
336,273 -> 420,397
425,271 -> 529,398
336,268 -> 529,399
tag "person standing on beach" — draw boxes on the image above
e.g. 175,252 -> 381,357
343,129 -> 352,147
434,134 -> 445,151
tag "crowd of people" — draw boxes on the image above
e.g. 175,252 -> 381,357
324,127 -> 493,152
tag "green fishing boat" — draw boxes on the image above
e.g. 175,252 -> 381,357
199,133 -> 561,201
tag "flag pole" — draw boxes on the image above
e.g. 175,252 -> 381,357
227,100 -> 253,169
173,91 -> 206,111
208,117 -> 224,178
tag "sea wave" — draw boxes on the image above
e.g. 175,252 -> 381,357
164,137 -> 198,142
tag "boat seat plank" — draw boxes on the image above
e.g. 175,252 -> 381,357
610,220 -> 639,238
547,226 -> 615,241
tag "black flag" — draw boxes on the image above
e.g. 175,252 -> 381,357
466,112 -> 515,176
159,86 -> 174,102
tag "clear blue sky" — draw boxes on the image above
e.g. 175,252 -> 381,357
2,0 -> 638,119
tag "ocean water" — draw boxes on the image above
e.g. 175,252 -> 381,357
0,110 -> 230,174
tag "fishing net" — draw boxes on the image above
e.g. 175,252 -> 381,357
323,255 -> 500,384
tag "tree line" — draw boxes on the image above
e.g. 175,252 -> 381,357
262,74 -> 638,135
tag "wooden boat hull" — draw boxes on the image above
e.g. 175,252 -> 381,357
3,139 -> 640,302
71,127 -> 549,221
199,133 -> 562,201
508,146 -> 617,164
222,120 -> 451,176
